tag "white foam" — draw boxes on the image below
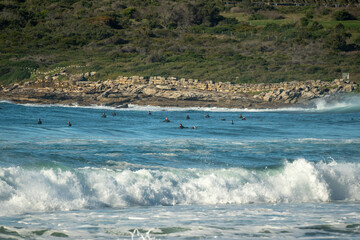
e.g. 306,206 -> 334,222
1,159 -> 360,216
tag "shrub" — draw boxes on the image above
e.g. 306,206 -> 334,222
300,17 -> 309,27
249,13 -> 267,20
333,10 -> 357,21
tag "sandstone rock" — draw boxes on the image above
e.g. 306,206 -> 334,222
70,74 -> 87,82
143,87 -> 157,95
263,92 -> 274,102
343,85 -> 354,92
301,91 -> 316,99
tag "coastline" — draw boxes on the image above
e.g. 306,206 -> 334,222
0,76 -> 358,109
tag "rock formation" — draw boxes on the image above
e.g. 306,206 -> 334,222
0,74 -> 358,109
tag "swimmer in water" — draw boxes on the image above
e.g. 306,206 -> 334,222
148,111 -> 151,115
206,113 -> 210,118
192,126 -> 197,129
231,120 -> 234,125
239,114 -> 242,118
164,117 -> 170,122
222,117 -> 226,121
112,112 -> 116,117
179,123 -> 185,129
186,115 -> 190,120
102,112 -> 107,118
37,118 -> 42,124
68,121 -> 72,127
242,116 -> 246,120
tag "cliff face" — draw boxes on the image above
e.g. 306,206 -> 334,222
0,75 -> 358,108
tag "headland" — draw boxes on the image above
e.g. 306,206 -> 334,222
0,73 -> 358,109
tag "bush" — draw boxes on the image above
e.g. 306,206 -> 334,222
300,17 -> 309,27
333,10 -> 357,21
249,13 -> 267,20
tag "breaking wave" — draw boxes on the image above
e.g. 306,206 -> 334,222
1,159 -> 359,216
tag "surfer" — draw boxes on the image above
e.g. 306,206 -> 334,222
179,123 -> 187,129
164,117 -> 170,122
68,121 -> 72,127
192,126 -> 197,129
239,114 -> 242,118
206,113 -> 210,118
231,120 -> 234,125
222,117 -> 226,121
242,116 -> 246,120
112,112 -> 116,117
148,111 -> 151,115
102,112 -> 107,118
186,115 -> 190,120
37,118 -> 42,124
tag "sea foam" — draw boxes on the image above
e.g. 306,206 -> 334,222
0,159 -> 359,216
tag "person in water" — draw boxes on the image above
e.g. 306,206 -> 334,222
186,115 -> 190,120
164,117 -> 170,122
192,126 -> 197,129
231,120 -> 234,125
206,113 -> 210,118
68,121 -> 72,127
148,111 -> 151,115
179,123 -> 186,129
37,118 -> 42,124
242,116 -> 246,120
112,112 -> 116,117
222,117 -> 226,121
102,112 -> 107,118
239,114 -> 242,118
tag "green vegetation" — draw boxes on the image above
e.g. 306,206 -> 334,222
0,0 -> 359,85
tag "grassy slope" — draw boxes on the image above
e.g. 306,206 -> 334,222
0,0 -> 359,86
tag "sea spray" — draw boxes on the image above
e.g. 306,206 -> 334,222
1,159 -> 360,216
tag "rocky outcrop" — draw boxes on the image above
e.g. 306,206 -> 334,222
0,75 -> 358,108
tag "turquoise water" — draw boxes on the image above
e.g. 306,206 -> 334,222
0,97 -> 360,239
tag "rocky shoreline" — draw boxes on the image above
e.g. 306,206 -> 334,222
0,74 -> 358,109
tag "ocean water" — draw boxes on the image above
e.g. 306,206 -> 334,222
0,96 -> 360,239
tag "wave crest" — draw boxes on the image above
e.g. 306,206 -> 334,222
1,159 -> 360,215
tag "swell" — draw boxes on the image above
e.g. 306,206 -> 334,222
1,159 -> 359,216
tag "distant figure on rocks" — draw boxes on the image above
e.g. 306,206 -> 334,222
68,121 -> 72,127
222,117 -> 226,121
186,115 -> 190,120
206,113 -> 210,118
37,118 -> 42,124
164,117 -> 170,122
102,112 -> 107,118
148,111 -> 151,115
112,112 -> 116,117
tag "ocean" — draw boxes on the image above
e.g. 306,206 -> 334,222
0,96 -> 360,239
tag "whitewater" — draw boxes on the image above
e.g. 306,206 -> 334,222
0,98 -> 359,239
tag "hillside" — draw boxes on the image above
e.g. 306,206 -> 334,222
0,0 -> 359,86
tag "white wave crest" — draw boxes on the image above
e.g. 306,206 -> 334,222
0,159 -> 360,215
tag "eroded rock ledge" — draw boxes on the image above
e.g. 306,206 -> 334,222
0,75 -> 358,108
